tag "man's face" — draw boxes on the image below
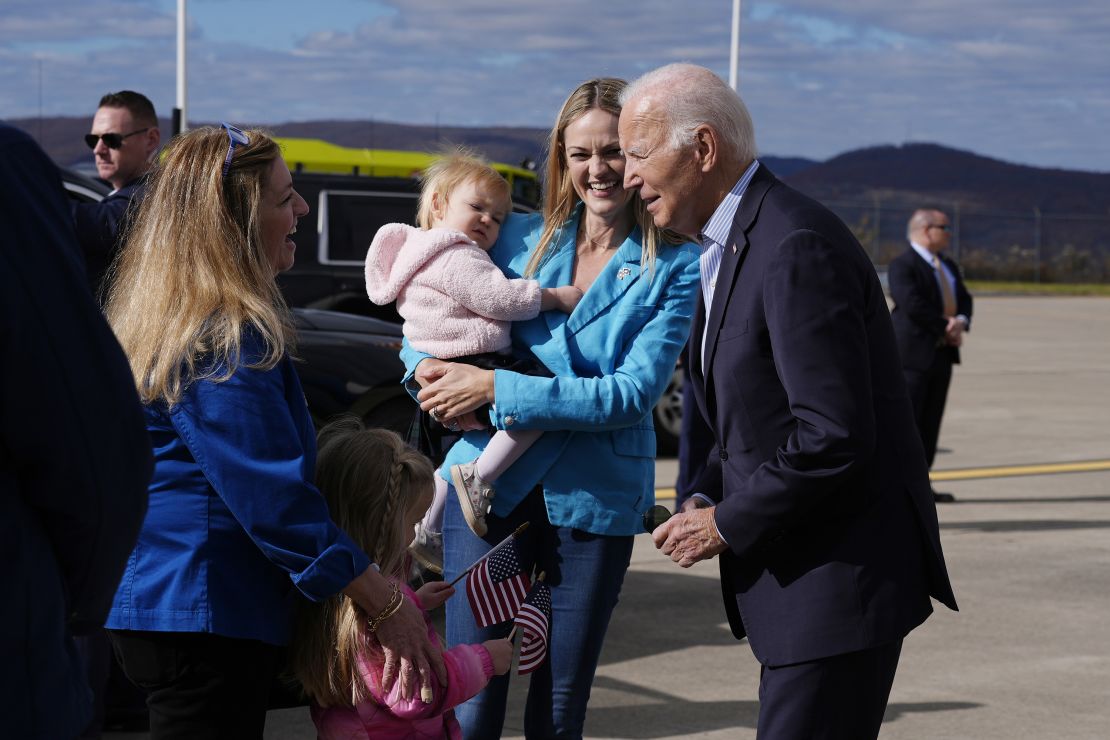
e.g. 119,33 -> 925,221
619,98 -> 706,239
920,212 -> 953,254
89,106 -> 154,189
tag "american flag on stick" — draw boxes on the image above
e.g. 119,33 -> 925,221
466,539 -> 531,627
515,578 -> 551,675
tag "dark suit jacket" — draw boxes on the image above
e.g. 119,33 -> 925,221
888,247 -> 973,371
1,123 -> 152,738
688,164 -> 957,667
71,175 -> 148,297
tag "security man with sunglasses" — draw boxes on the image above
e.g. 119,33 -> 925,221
889,208 -> 973,503
72,90 -> 161,299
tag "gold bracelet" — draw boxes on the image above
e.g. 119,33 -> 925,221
367,582 -> 403,633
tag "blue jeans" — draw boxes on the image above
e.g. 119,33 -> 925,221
443,484 -> 634,739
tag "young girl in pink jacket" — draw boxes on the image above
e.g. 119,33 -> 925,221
365,150 -> 581,573
292,418 -> 513,739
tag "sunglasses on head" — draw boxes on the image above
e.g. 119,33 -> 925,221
84,128 -> 150,150
220,122 -> 250,179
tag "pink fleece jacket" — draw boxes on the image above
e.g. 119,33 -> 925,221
310,586 -> 495,740
365,223 -> 543,358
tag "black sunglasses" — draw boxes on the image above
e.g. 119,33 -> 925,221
928,224 -> 952,233
84,128 -> 150,150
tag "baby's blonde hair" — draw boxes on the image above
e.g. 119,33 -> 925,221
416,147 -> 511,229
292,417 -> 435,708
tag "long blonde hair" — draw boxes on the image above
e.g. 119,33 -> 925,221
104,125 -> 293,406
526,77 -> 676,278
292,417 -> 435,708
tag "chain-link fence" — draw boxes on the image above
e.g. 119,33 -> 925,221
823,195 -> 1110,283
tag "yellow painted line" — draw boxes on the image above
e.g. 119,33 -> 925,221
654,459 -> 1110,497
929,459 -> 1110,481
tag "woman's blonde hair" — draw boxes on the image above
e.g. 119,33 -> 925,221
416,147 -> 511,230
292,417 -> 435,708
526,77 -> 679,278
104,125 -> 293,406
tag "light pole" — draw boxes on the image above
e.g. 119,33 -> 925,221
729,0 -> 741,91
174,0 -> 188,136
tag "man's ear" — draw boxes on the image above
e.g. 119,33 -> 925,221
144,127 -> 161,160
693,124 -> 719,173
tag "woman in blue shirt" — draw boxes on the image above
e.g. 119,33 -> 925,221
103,125 -> 443,739
406,79 -> 699,739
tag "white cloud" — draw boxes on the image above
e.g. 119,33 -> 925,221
1,0 -> 1107,171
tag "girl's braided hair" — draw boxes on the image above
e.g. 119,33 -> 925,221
291,416 -> 435,707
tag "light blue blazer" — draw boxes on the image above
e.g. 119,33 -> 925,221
402,210 -> 699,536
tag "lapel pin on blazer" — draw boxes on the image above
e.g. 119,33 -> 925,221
731,244 -> 737,254
617,266 -> 632,280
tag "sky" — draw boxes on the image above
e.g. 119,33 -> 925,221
2,0 -> 1107,172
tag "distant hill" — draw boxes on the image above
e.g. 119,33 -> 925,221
11,116 -> 1107,280
784,142 -> 1110,214
775,142 -> 1110,281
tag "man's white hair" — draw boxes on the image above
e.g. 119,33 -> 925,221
621,63 -> 757,163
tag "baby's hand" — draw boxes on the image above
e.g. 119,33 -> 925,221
483,638 -> 514,676
539,285 -> 583,314
558,285 -> 584,313
415,581 -> 455,611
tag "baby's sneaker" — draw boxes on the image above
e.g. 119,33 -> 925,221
450,461 -> 495,537
409,523 -> 444,576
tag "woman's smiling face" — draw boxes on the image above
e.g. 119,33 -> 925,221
259,157 -> 309,276
563,107 -> 630,223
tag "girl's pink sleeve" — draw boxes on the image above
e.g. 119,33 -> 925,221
371,642 -> 495,720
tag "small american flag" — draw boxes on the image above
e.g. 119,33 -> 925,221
515,581 -> 551,674
466,541 -> 530,627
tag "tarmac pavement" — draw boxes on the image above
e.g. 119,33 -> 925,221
105,296 -> 1110,739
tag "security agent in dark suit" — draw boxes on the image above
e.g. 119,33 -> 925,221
72,90 -> 160,299
889,209 -> 973,503
0,122 -> 152,739
620,64 -> 957,740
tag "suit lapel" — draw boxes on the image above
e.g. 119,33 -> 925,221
689,298 -> 711,430
702,164 -> 774,393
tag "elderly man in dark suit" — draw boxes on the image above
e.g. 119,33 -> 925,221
619,64 -> 957,740
889,209 -> 973,503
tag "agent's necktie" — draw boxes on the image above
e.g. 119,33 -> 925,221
934,255 -> 957,317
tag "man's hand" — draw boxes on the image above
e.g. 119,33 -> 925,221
652,506 -> 728,568
945,316 -> 965,347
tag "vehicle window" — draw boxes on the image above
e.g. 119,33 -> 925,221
513,177 -> 540,208
318,190 -> 419,265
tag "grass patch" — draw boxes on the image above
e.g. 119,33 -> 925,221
965,281 -> 1110,296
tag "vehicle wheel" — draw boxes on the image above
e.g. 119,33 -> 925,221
653,367 -> 684,457
362,395 -> 418,437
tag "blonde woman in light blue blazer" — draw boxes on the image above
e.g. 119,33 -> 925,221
402,78 -> 698,739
